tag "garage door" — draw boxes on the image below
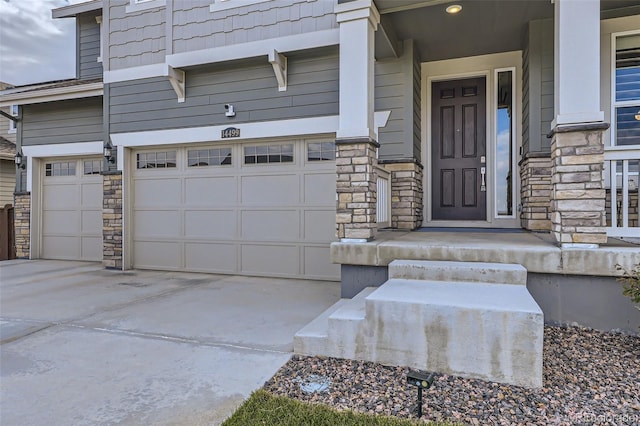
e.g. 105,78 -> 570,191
41,157 -> 103,261
132,139 -> 339,280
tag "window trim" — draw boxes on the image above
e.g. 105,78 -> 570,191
126,0 -> 166,14
209,0 -> 272,13
493,67 -> 517,219
95,16 -> 103,63
243,143 -> 294,165
610,29 -> 640,147
8,105 -> 17,134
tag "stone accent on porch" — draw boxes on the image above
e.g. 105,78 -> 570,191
549,126 -> 608,246
336,138 -> 378,241
103,171 -> 123,269
14,192 -> 30,259
381,161 -> 424,230
519,154 -> 552,231
295,259 -> 544,388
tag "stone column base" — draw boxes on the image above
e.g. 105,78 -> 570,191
519,154 -> 552,231
14,192 -> 30,259
380,160 -> 424,230
549,124 -> 608,246
103,171 -> 123,269
336,138 -> 378,241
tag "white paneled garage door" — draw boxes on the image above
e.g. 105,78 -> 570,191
41,157 -> 103,261
132,139 -> 339,280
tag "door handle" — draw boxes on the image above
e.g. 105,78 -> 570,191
480,167 -> 486,192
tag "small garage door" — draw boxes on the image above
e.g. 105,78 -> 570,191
132,139 -> 339,280
41,157 -> 103,261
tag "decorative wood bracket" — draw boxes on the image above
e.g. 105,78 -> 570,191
268,50 -> 287,92
167,65 -> 185,103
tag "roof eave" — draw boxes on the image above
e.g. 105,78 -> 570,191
52,0 -> 103,19
0,82 -> 104,107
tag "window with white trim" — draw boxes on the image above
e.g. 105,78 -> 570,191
136,151 -> 177,169
95,16 -> 103,63
244,144 -> 293,164
188,148 -> 232,167
45,161 -> 76,177
612,32 -> 640,146
126,0 -> 166,13
8,105 -> 17,133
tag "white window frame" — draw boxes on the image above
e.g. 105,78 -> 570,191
8,104 -> 17,133
610,29 -> 640,147
126,0 -> 166,14
95,16 -> 103,63
210,0 -> 272,13
493,67 -> 517,219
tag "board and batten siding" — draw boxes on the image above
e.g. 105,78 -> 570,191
522,18 -> 554,155
109,50 -> 338,133
78,13 -> 103,79
108,0 -> 166,71
376,40 -> 421,161
173,0 -> 337,54
21,97 -> 103,146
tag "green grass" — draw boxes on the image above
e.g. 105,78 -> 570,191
222,389 -> 449,426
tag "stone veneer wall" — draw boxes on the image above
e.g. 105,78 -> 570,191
519,155 -> 552,231
103,171 -> 123,269
381,161 -> 424,230
336,139 -> 378,240
549,126 -> 607,245
14,192 -> 30,258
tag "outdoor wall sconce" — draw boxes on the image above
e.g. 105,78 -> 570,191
14,151 -> 26,170
104,141 -> 115,163
407,369 -> 436,418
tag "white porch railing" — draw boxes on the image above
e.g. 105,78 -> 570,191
604,146 -> 640,238
376,166 -> 391,228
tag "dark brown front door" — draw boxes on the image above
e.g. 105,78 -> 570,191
432,77 -> 486,221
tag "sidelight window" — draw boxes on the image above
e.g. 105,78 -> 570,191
495,69 -> 515,217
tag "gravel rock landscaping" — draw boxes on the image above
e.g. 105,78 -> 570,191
264,326 -> 640,425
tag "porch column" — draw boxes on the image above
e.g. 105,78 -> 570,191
550,0 -> 608,247
335,0 -> 380,241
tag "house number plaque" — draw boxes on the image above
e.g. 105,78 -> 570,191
222,127 -> 240,138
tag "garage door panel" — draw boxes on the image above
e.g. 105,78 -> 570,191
82,210 -> 103,233
185,177 -> 237,206
135,179 -> 181,207
304,173 -> 336,204
134,211 -> 181,238
304,210 -> 335,243
241,244 -> 299,276
184,210 -> 236,239
42,236 -> 79,260
82,237 -> 103,261
43,184 -> 77,208
135,241 -> 181,269
43,210 -> 80,235
185,242 -> 237,273
241,174 -> 299,205
241,210 -> 299,241
81,182 -> 103,208
304,246 -> 340,279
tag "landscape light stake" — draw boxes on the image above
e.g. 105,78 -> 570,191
406,370 -> 435,418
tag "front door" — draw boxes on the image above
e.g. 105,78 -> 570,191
432,77 -> 486,220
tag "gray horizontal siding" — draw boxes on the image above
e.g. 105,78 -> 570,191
108,0 -> 166,70
78,13 -> 103,79
523,18 -> 554,155
376,40 -> 420,162
173,0 -> 337,54
22,97 -> 103,146
109,52 -> 338,133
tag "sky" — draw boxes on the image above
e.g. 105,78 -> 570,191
0,0 -> 84,87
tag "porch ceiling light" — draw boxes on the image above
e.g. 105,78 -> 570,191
446,4 -> 462,14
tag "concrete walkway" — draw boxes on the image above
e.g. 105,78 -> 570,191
0,260 -> 339,425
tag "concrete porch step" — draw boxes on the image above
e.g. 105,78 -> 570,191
294,259 -> 544,388
389,259 -> 527,285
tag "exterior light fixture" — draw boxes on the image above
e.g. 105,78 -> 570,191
104,141 -> 115,163
15,150 -> 26,169
446,4 -> 462,14
407,370 -> 436,418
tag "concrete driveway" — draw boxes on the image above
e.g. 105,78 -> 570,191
0,260 -> 339,425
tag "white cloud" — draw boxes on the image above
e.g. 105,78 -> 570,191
0,0 -> 80,86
